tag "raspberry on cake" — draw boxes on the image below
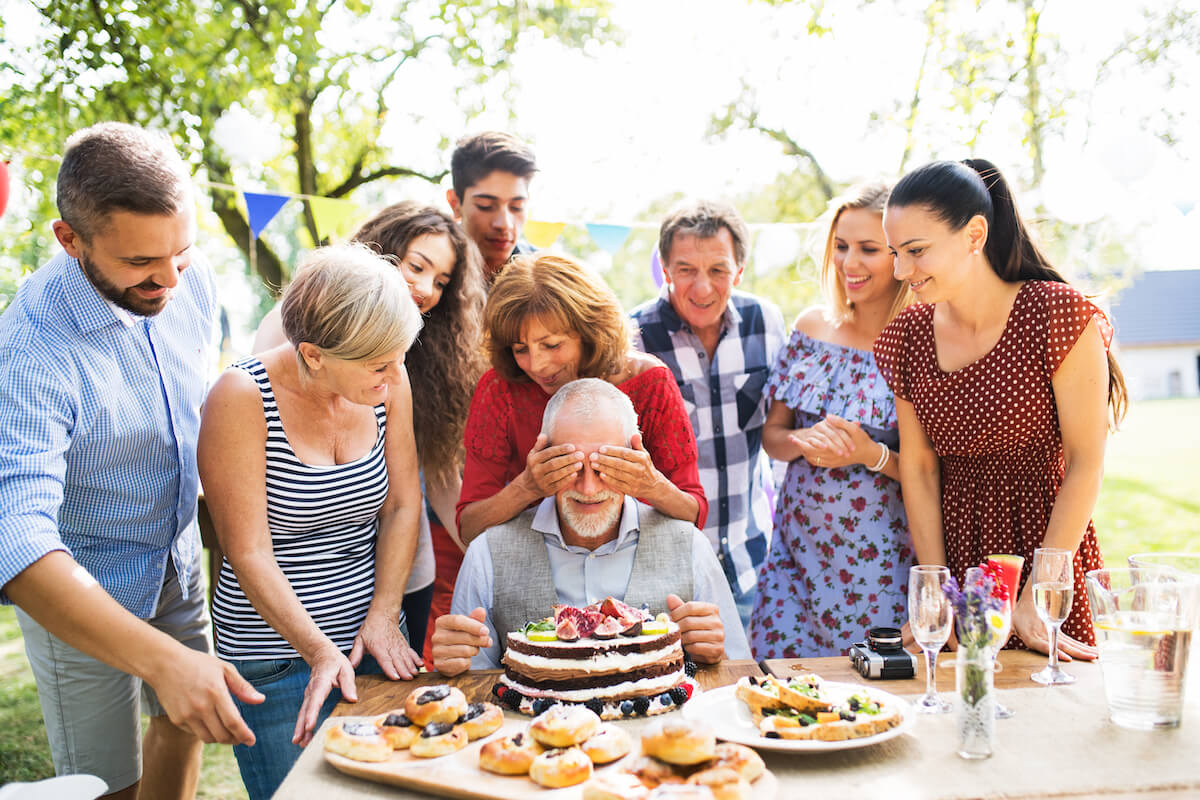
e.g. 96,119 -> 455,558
496,597 -> 696,720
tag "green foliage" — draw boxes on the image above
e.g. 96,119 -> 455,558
0,0 -> 617,290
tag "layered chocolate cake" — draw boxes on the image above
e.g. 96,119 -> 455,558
493,598 -> 696,720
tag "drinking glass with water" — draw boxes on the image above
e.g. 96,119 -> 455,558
1086,565 -> 1199,730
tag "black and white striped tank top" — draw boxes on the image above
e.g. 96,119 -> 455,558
212,357 -> 393,659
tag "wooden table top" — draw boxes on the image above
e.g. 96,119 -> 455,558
761,647 -> 1052,691
276,650 -> 1200,800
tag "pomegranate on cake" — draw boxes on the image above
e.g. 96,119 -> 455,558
493,597 -> 696,720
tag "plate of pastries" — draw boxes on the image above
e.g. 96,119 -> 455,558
323,683 -> 775,799
681,672 -> 914,752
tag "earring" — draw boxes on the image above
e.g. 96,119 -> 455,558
971,248 -> 980,255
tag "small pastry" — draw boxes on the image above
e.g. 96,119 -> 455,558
628,755 -> 685,789
323,720 -> 391,762
409,721 -> 469,758
580,722 -> 632,764
455,701 -> 504,740
479,730 -> 545,775
640,719 -> 716,766
686,767 -> 750,800
404,684 -> 468,726
529,746 -> 594,789
374,710 -> 420,749
530,704 -> 601,748
758,714 -> 817,740
768,674 -> 832,714
582,770 -> 652,800
733,676 -> 785,716
709,743 -> 764,782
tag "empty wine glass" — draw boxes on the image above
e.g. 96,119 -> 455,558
1031,547 -> 1076,685
908,564 -> 953,713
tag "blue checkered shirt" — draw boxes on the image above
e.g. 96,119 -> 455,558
631,288 -> 786,595
0,251 -> 217,617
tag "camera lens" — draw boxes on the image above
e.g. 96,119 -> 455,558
867,626 -> 903,652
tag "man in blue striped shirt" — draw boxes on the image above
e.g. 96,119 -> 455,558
631,200 -> 786,633
0,123 -> 261,799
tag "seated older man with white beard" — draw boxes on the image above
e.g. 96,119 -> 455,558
431,378 -> 750,675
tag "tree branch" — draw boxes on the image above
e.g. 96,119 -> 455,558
328,165 -> 449,198
743,109 -> 834,201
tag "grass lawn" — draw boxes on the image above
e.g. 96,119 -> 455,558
1092,397 -> 1200,566
0,398 -> 1196,793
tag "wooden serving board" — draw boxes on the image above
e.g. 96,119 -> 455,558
322,715 -> 777,800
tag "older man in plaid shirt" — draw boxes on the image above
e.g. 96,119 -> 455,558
631,200 -> 785,630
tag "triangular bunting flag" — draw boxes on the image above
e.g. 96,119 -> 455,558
309,196 -> 358,242
585,223 -> 632,254
650,246 -> 664,288
524,220 -> 566,249
243,191 -> 290,239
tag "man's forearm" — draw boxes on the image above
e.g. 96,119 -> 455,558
5,550 -> 187,685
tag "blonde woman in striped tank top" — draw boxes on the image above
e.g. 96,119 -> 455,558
198,244 -> 424,800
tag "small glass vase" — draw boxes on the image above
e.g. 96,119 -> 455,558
955,645 -> 995,759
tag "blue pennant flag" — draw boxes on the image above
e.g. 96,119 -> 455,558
244,191 -> 290,239
585,223 -> 633,254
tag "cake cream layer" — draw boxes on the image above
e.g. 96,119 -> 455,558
499,667 -> 686,703
504,655 -> 683,690
505,627 -> 680,659
502,641 -> 684,681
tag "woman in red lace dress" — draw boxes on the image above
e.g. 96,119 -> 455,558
448,251 -> 706,578
874,159 -> 1127,657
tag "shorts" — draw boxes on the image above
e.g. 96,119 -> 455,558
16,554 -> 211,793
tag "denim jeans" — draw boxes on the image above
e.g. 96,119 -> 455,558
230,636 -> 401,800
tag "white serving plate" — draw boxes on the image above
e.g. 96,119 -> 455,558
681,681 -> 915,753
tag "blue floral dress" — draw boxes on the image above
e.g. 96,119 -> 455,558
749,330 -> 913,658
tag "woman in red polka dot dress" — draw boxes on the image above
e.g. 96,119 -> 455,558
873,159 -> 1128,657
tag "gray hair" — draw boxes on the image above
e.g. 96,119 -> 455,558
281,243 -> 423,375
541,378 -> 639,444
658,198 -> 750,267
57,122 -> 192,242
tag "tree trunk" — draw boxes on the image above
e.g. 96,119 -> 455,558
205,151 -> 287,294
900,2 -> 940,173
294,99 -> 321,245
1023,0 -> 1044,187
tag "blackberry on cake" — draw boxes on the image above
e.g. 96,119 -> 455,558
496,596 -> 697,720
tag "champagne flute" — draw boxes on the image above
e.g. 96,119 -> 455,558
908,565 -> 953,713
1031,547 -> 1076,685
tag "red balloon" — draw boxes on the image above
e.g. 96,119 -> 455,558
0,161 -> 9,220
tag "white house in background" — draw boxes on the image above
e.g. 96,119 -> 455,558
1109,270 -> 1200,401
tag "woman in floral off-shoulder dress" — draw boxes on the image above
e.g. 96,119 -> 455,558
750,184 -> 915,659
874,159 -> 1128,655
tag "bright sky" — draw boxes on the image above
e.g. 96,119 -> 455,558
453,0 -> 1200,267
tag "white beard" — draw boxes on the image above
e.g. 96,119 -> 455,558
560,490 -> 623,541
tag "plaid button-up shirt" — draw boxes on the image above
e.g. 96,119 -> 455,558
631,288 -> 785,596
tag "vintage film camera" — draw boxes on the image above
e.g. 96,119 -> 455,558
848,626 -> 917,679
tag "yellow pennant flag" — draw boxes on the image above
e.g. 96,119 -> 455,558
523,220 -> 566,249
309,196 -> 359,242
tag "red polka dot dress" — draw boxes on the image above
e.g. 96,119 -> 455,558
874,281 -> 1113,646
